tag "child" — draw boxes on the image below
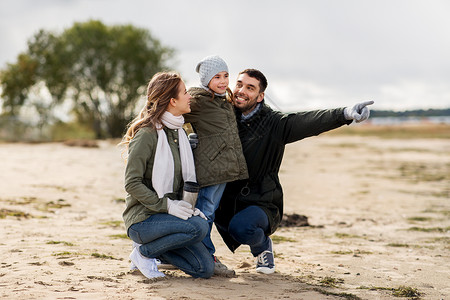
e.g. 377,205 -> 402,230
184,55 -> 248,276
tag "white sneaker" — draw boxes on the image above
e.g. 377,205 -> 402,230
130,242 -> 175,270
129,247 -> 165,279
129,242 -> 141,270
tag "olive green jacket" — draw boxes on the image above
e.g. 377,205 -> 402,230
122,126 -> 183,230
184,87 -> 248,187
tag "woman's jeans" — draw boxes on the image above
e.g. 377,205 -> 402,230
128,214 -> 214,278
228,205 -> 271,257
195,183 -> 227,256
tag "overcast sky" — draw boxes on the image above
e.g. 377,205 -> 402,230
1,0 -> 449,111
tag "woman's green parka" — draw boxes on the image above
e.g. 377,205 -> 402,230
122,127 -> 183,230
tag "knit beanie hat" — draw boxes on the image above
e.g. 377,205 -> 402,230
195,55 -> 229,90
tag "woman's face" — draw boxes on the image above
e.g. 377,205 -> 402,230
172,81 -> 192,115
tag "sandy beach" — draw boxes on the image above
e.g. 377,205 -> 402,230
0,127 -> 449,299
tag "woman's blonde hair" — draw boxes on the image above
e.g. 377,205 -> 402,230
120,71 -> 182,147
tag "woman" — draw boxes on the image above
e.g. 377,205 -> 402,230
120,71 -> 214,279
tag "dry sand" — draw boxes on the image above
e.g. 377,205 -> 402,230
0,132 -> 449,299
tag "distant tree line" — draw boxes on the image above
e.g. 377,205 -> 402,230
0,20 -> 174,139
371,108 -> 450,118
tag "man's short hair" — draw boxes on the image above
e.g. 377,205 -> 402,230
239,69 -> 268,93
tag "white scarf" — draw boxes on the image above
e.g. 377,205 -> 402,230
152,111 -> 196,198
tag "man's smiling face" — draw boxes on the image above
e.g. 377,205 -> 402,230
233,73 -> 264,115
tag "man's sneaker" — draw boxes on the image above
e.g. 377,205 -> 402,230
213,256 -> 236,277
129,246 -> 165,279
256,238 -> 275,274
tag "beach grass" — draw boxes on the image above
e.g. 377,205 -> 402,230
0,208 -> 33,219
358,285 -> 421,299
46,241 -> 75,246
313,288 -> 361,300
326,123 -> 450,139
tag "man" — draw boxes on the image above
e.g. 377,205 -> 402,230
214,69 -> 373,274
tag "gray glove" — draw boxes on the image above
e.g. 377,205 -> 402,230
167,200 -> 193,220
188,133 -> 198,149
344,100 -> 374,123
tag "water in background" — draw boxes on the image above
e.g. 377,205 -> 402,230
365,116 -> 450,126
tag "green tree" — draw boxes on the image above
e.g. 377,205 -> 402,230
0,20 -> 174,138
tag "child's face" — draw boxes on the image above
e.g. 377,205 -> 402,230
208,71 -> 229,94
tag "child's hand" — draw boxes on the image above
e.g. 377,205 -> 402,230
193,208 -> 208,220
188,133 -> 198,149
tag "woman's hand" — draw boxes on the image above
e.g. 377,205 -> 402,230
167,200 -> 194,220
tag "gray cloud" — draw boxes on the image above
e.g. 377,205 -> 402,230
1,0 -> 449,111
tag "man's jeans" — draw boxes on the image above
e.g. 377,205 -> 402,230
195,183 -> 227,255
128,214 -> 214,278
228,205 -> 271,256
